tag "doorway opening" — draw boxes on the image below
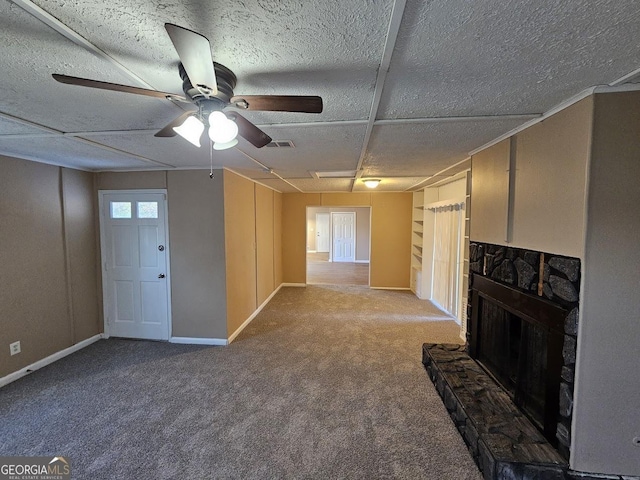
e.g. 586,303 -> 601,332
306,206 -> 370,286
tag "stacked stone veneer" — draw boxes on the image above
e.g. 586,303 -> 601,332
468,242 -> 580,459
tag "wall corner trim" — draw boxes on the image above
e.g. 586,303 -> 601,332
169,337 -> 228,346
0,333 -> 105,389
228,283 -> 284,344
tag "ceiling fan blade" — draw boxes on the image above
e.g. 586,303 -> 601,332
165,23 -> 217,95
227,113 -> 272,148
154,111 -> 195,137
230,95 -> 323,113
52,74 -> 188,102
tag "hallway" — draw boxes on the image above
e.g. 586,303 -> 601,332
306,252 -> 369,286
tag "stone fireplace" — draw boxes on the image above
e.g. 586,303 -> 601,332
422,242 -> 591,479
468,242 -> 581,459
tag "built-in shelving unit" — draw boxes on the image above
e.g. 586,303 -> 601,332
411,191 -> 425,297
410,171 -> 472,329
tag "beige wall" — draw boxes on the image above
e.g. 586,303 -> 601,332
370,193 -> 412,288
282,192 -> 412,288
470,139 -> 510,244
470,98 -> 592,259
255,184 -> 275,306
571,91 -> 640,476
511,98 -> 592,258
166,171 -> 228,338
274,192 -> 283,288
223,170 -> 258,336
306,206 -> 371,261
0,157 -> 100,377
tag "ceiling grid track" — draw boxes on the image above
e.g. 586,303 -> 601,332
235,148 -> 303,192
351,0 -> 408,191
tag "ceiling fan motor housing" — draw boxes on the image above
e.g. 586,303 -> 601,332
179,62 -> 237,107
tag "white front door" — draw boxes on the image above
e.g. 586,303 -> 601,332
316,213 -> 330,253
99,191 -> 170,340
332,212 -> 356,262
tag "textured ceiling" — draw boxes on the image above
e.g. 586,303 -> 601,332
0,0 -> 639,192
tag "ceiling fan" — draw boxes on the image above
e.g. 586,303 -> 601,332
52,23 -> 323,149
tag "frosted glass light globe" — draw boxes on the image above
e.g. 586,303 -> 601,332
208,111 -> 238,144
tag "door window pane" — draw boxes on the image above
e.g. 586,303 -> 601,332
111,202 -> 132,219
137,202 -> 158,219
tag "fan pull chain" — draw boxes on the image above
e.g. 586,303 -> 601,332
209,141 -> 214,179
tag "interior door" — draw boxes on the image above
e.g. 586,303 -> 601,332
100,191 -> 170,340
332,212 -> 356,262
316,213 -> 330,253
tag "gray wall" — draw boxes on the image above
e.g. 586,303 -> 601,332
0,156 -> 100,377
97,169 -> 228,339
167,171 -> 227,339
572,91 -> 640,476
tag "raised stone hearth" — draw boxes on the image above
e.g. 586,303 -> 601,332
422,344 -> 640,480
423,343 -> 567,480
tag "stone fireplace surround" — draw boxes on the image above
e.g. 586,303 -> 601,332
421,243 -> 638,479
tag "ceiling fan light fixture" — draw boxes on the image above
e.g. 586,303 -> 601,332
173,115 -> 204,147
208,111 -> 238,144
363,179 -> 381,189
213,138 -> 238,150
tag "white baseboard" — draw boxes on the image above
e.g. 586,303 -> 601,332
307,250 -> 317,253
169,337 -> 227,346
228,283 -> 284,344
281,283 -> 307,287
0,333 -> 104,389
355,260 -> 370,264
370,287 -> 412,291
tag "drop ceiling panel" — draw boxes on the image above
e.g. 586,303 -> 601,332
363,118 -> 527,177
0,116 -> 44,135
379,0 -> 640,119
0,135 -> 151,170
287,178 -> 352,192
250,123 -> 366,176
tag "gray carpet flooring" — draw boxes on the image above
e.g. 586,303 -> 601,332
0,285 -> 482,479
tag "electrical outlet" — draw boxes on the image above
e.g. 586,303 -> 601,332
10,341 -> 21,356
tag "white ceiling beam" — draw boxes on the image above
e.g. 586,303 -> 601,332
351,0 -> 408,191
610,65 -> 640,86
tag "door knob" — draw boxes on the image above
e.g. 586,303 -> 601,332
158,245 -> 165,251
158,274 -> 165,279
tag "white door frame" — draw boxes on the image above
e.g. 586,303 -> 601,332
98,189 -> 172,340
